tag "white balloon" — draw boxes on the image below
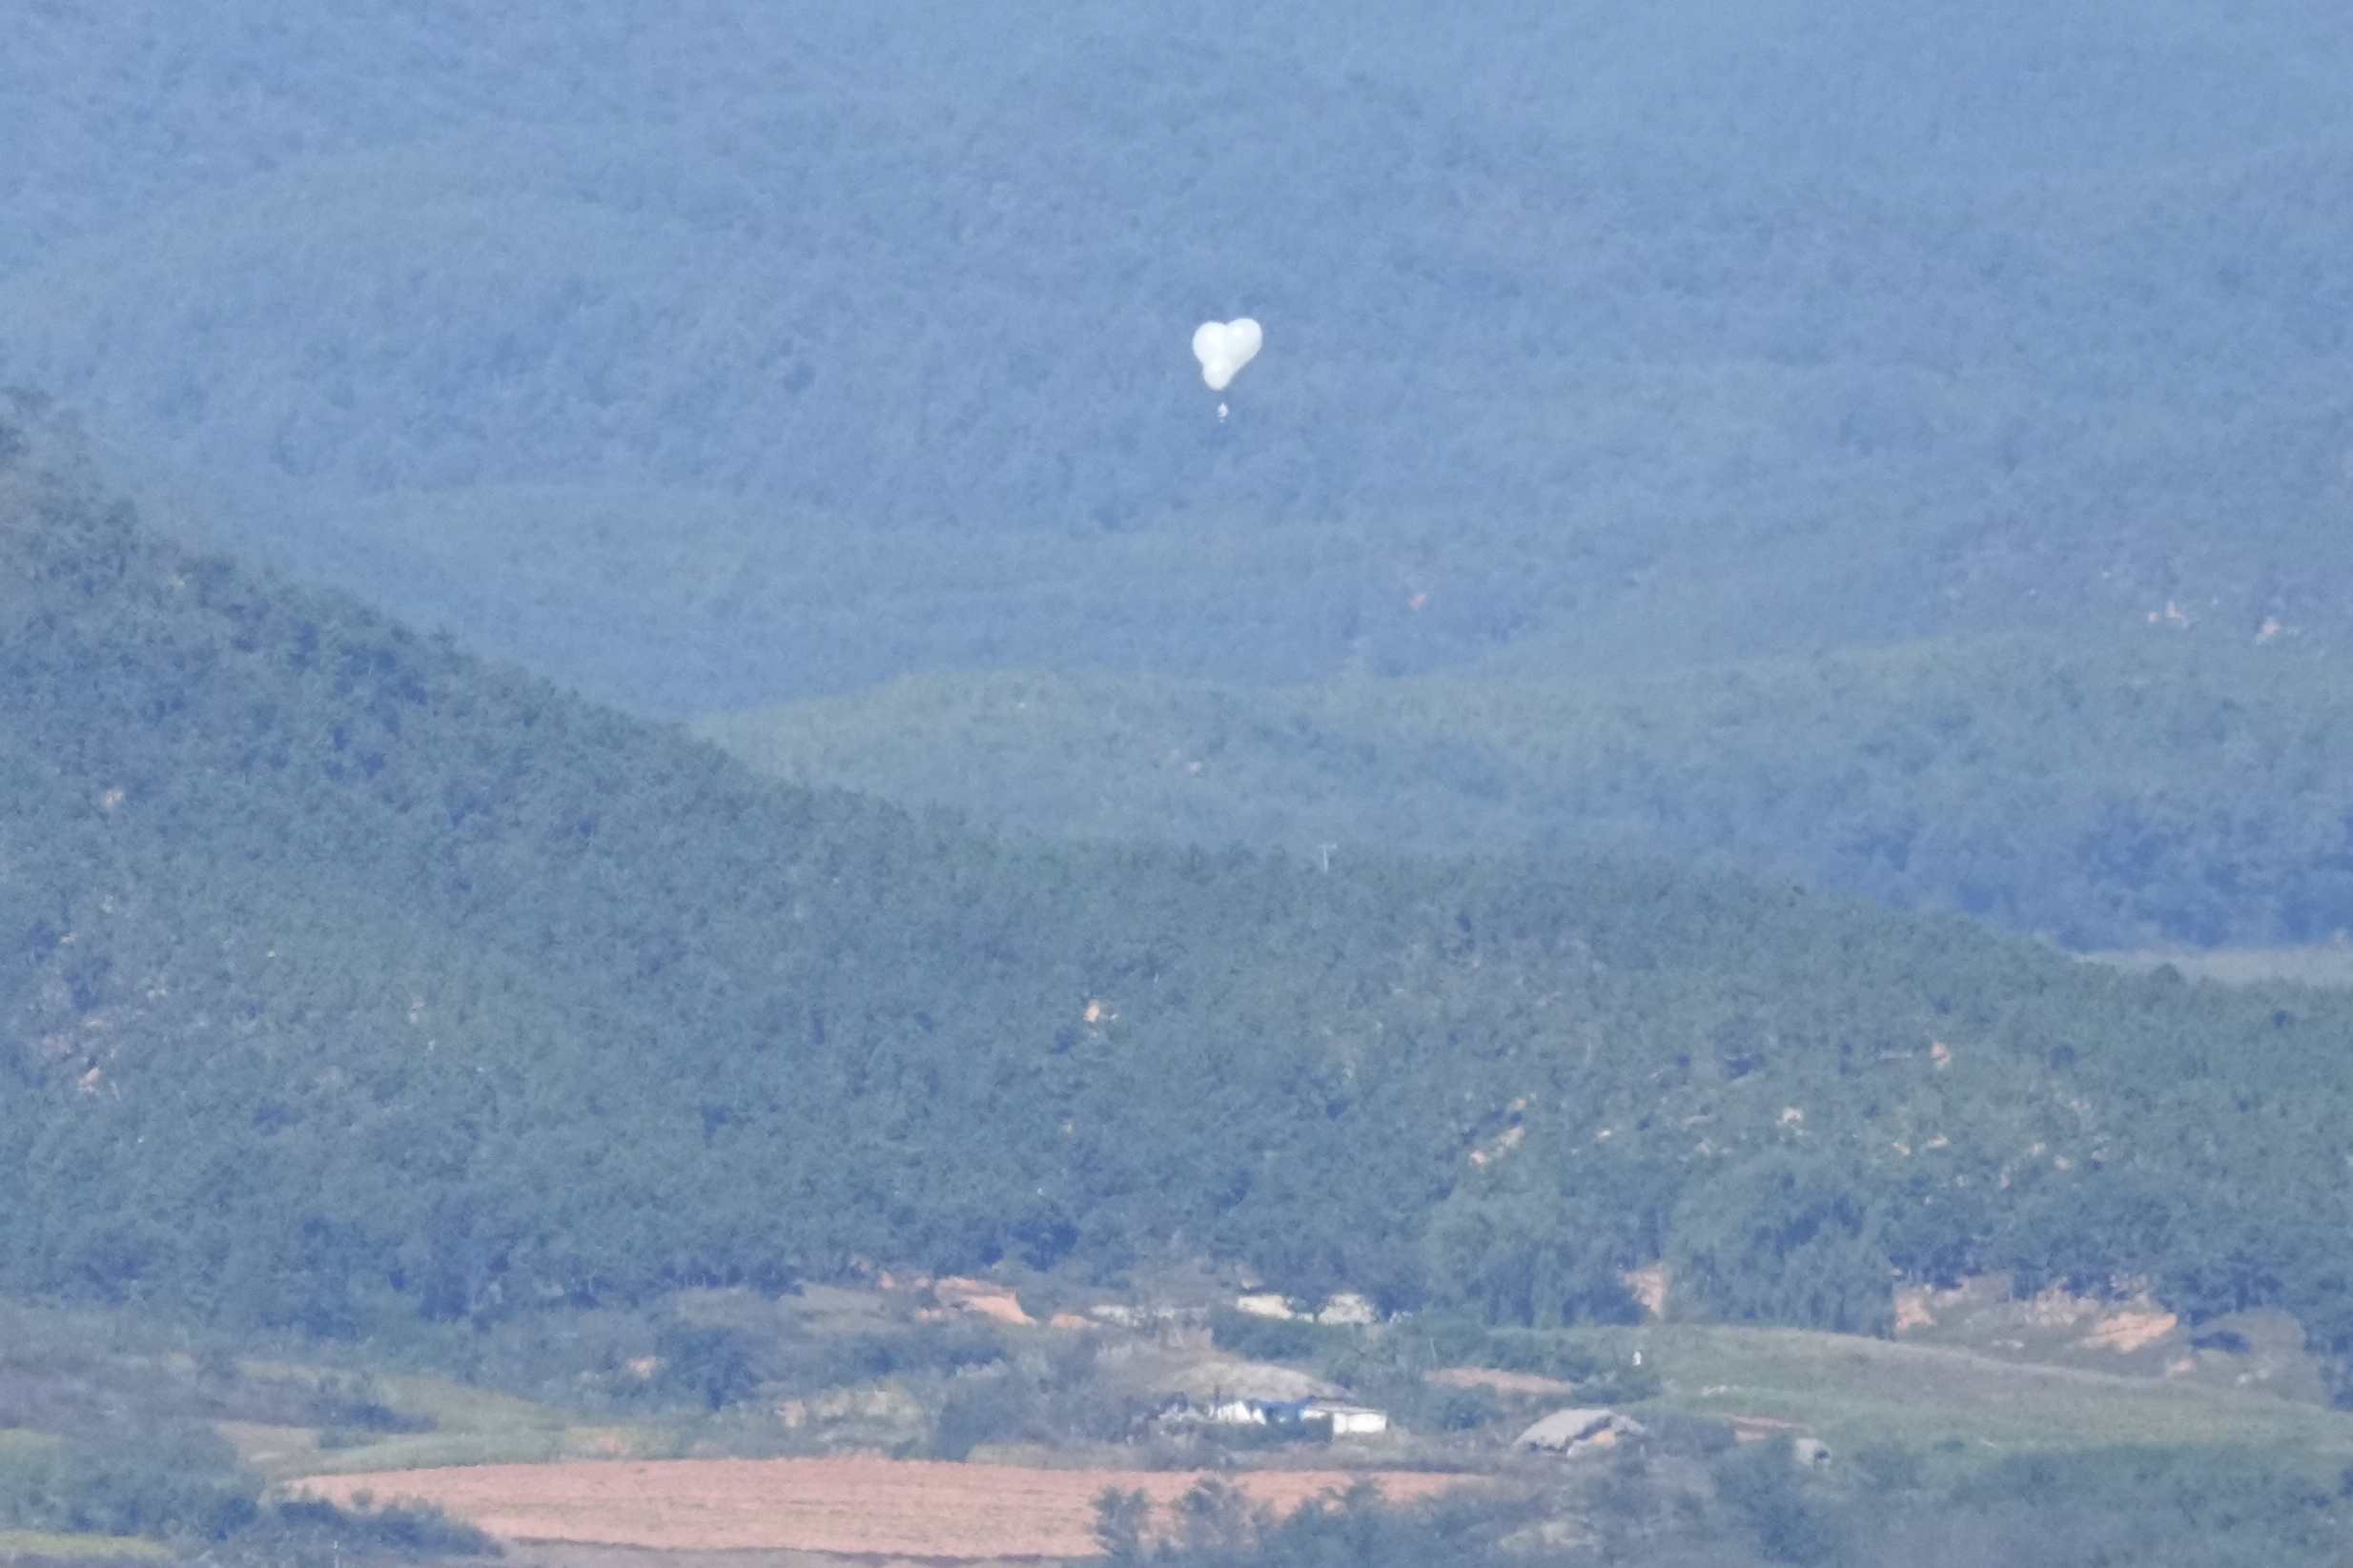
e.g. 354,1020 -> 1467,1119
1193,317 -> 1263,392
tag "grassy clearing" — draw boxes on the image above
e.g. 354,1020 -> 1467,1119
229,1362 -> 671,1482
1601,1323 -> 2353,1460
2083,946 -> 2353,988
280,1421 -> 672,1479
0,1530 -> 168,1561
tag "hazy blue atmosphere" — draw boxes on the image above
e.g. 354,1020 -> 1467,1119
4,5 -> 2353,1564
8,1 -> 2352,712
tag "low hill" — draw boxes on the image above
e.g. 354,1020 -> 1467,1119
694,640 -> 2353,950
6,405 -> 2353,1384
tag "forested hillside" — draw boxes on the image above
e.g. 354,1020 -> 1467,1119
7,408 -> 2353,1380
697,639 -> 2353,950
5,1 -> 2351,711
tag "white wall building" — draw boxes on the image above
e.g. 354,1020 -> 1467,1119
1305,1400 -> 1389,1436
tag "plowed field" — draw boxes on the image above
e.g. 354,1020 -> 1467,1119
298,1458 -> 1472,1558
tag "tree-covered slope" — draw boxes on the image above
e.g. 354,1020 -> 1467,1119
5,408 -> 2353,1373
694,640 -> 2353,950
4,2 -> 2351,711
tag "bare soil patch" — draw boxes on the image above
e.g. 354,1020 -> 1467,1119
501,1546 -> 1029,1568
298,1457 -> 1471,1559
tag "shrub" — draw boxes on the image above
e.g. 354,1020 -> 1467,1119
647,1323 -> 760,1412
1711,1436 -> 1848,1566
0,1429 -> 259,1541
271,1495 -> 499,1558
305,1375 -> 435,1435
928,1371 -> 1035,1460
1206,1309 -> 1336,1365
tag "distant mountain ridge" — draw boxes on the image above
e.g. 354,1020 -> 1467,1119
4,1 -> 2350,710
695,641 -> 2353,951
6,406 -> 2353,1389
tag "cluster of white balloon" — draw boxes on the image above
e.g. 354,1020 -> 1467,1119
1192,317 -> 1262,418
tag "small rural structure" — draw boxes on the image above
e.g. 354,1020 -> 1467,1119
1304,1401 -> 1389,1436
1515,1408 -> 1644,1456
1180,1395 -> 1390,1436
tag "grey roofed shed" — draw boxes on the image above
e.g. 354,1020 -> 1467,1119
1515,1408 -> 1618,1451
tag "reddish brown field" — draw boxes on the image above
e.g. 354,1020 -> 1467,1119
299,1457 -> 1473,1559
